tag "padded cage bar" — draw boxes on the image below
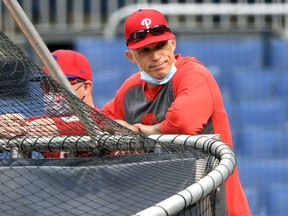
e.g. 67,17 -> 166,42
135,134 -> 235,216
0,134 -> 235,215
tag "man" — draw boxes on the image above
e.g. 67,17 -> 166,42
27,49 -> 98,136
0,49 -> 99,157
101,9 -> 251,216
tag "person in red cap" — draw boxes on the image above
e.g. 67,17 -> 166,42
101,9 -> 251,216
0,49 -> 99,158
31,49 -> 100,157
41,49 -> 96,114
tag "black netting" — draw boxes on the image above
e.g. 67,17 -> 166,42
0,155 -> 219,216
0,30 -> 229,216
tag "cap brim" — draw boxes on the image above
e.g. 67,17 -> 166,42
65,75 -> 78,79
128,33 -> 175,50
30,74 -> 80,82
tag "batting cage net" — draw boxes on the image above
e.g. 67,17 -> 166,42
0,30 -> 235,216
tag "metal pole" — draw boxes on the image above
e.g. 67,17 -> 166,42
2,0 -> 101,143
2,0 -> 77,96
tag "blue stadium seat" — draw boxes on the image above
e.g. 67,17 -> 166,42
267,185 -> 288,216
278,72 -> 288,100
244,187 -> 260,216
236,128 -> 283,158
75,38 -> 136,75
75,38 -> 138,108
207,65 -> 224,89
238,158 -> 288,189
224,97 -> 235,119
238,159 -> 288,215
223,99 -> 243,155
229,69 -> 277,101
0,152 -> 11,159
176,39 -> 263,91
271,39 -> 288,69
92,70 -> 124,108
0,152 -> 44,159
281,133 -> 288,157
234,99 -> 287,130
31,151 -> 44,159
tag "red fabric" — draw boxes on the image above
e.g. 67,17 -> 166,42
101,54 -> 251,216
26,106 -> 99,158
51,115 -> 86,136
42,151 -> 68,158
51,105 -> 100,136
43,50 -> 93,81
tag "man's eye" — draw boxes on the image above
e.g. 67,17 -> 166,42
139,48 -> 149,54
156,42 -> 167,49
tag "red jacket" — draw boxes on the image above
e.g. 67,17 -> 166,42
26,105 -> 99,158
101,54 -> 251,216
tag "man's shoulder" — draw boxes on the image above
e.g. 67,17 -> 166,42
173,55 -> 215,84
176,55 -> 209,76
176,54 -> 203,67
122,72 -> 142,87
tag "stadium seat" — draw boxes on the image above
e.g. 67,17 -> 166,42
237,159 -> 288,187
238,158 -> 288,188
176,39 -> 262,91
243,187 -> 260,216
271,40 -> 288,69
234,99 -> 287,130
0,152 -> 11,159
267,185 -> 288,216
31,151 -> 44,159
281,133 -> 288,157
207,65 -> 224,89
223,98 -> 245,156
238,159 -> 288,216
236,127 -> 283,158
92,70 -> 124,108
75,39 -> 139,108
278,72 -> 288,100
228,69 -> 277,101
75,38 -> 136,75
224,99 -> 236,127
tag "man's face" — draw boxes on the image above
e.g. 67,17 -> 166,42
130,39 -> 176,80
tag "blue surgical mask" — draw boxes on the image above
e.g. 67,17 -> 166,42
140,63 -> 177,85
43,83 -> 85,117
44,93 -> 74,117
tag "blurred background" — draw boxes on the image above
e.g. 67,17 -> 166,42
1,0 -> 288,215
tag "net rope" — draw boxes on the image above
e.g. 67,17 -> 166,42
0,30 -> 235,216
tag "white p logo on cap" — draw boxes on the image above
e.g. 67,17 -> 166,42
141,18 -> 152,29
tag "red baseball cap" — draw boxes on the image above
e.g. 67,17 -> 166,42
125,9 -> 175,50
43,49 -> 92,81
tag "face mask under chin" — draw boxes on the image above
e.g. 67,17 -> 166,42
44,93 -> 74,117
140,63 -> 177,85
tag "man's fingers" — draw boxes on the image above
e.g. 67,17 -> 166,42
0,116 -> 27,137
115,119 -> 140,132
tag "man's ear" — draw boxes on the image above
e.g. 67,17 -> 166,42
171,38 -> 176,52
125,50 -> 137,64
83,80 -> 92,92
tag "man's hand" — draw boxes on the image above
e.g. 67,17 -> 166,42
114,119 -> 140,133
26,118 -> 60,136
0,113 -> 26,137
0,114 -> 60,137
114,120 -> 162,135
133,123 -> 161,135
